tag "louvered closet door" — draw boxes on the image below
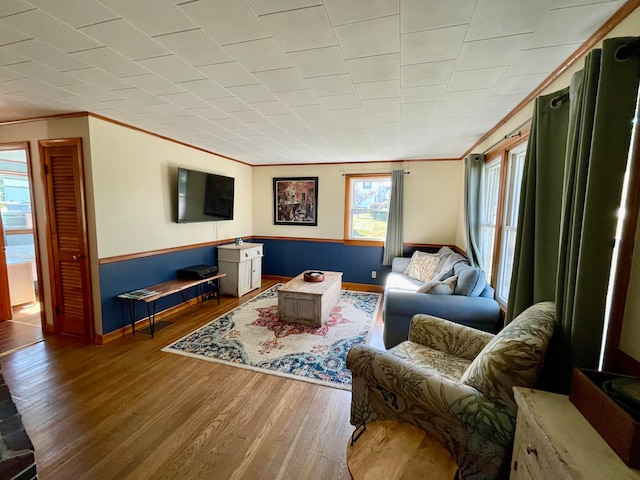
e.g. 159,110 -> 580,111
39,139 -> 93,338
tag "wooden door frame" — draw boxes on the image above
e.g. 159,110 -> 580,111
38,138 -> 93,339
0,141 -> 45,326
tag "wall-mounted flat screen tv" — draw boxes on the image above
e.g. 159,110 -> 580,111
176,167 -> 234,223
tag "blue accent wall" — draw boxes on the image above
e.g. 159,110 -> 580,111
98,238 -> 442,335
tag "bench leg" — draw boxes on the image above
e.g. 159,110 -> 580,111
145,301 -> 157,338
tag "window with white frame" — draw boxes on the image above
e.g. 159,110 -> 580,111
495,143 -> 527,303
479,158 -> 501,281
344,174 -> 391,241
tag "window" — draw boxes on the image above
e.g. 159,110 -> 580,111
344,174 -> 391,242
479,128 -> 529,306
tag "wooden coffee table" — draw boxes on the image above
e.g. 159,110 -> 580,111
346,421 -> 458,480
277,271 -> 342,326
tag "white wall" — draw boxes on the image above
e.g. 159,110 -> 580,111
88,117 -> 253,259
252,160 -> 462,245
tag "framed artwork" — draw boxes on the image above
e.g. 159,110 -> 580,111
273,177 -> 318,226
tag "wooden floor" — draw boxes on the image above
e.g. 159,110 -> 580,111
1,280 -> 385,480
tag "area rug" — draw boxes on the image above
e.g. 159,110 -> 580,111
162,285 -> 381,390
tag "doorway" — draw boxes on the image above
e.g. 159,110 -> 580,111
0,143 -> 44,355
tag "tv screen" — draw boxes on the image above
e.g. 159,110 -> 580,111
176,167 -> 234,223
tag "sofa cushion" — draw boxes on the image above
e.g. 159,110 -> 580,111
454,264 -> 487,297
403,251 -> 439,283
460,301 -> 556,408
417,275 -> 458,295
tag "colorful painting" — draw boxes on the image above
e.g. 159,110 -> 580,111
273,177 -> 318,226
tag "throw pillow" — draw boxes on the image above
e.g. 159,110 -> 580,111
460,301 -> 556,409
416,275 -> 458,295
403,251 -> 439,283
454,264 -> 487,296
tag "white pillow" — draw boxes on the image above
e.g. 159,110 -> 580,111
403,251 -> 439,283
416,275 -> 458,295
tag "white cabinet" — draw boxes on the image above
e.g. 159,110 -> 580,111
217,243 -> 263,297
511,388 -> 640,480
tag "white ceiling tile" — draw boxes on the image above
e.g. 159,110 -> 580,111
0,1 -> 33,17
6,39 -> 89,71
245,0 -> 321,15
402,101 -> 439,116
367,110 -> 401,124
401,0 -> 475,34
80,19 -> 168,61
275,88 -> 319,107
506,44 -> 579,76
320,93 -> 362,110
159,91 -> 210,109
227,84 -> 276,103
68,67 -> 132,90
224,38 -> 291,72
456,34 -> 530,71
72,47 -> 149,77
526,2 -> 624,49
261,6 -> 336,53
112,87 -> 167,106
401,84 -> 446,103
401,60 -> 455,87
362,98 -> 401,113
334,16 -> 399,60
0,49 -> 27,67
198,62 -> 257,87
0,66 -> 26,82
267,113 -> 303,125
247,101 -> 290,115
401,25 -> 467,65
289,104 -> 327,118
492,73 -> 549,96
347,54 -> 400,83
448,66 -> 507,92
287,46 -> 348,78
189,106 -> 229,120
208,96 -> 253,113
100,0 -> 197,36
136,55 -> 204,83
324,0 -> 398,26
62,82 -> 121,102
0,24 -> 30,46
26,0 -> 119,28
150,102 -> 191,117
482,94 -> 524,111
230,110 -> 267,123
174,79 -> 229,99
355,79 -> 400,100
465,0 -> 556,41
180,0 -> 270,46
1,9 -> 102,53
1,77 -> 73,98
443,89 -> 490,107
124,73 -> 183,95
154,29 -> 232,68
438,105 -> 474,119
305,74 -> 355,96
100,98 -> 150,115
6,61 -> 74,86
253,67 -> 307,92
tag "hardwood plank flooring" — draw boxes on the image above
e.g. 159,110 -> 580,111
1,280 -> 385,480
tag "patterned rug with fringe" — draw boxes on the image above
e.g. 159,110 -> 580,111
162,284 -> 381,390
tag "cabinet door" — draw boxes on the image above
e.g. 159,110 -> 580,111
251,257 -> 262,289
238,261 -> 252,296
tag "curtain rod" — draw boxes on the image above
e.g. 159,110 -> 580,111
482,119 -> 531,155
341,171 -> 410,176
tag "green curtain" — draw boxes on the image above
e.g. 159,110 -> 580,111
464,153 -> 484,268
383,170 -> 404,265
506,37 -> 640,391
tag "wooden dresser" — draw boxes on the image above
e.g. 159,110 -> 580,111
511,387 -> 640,479
217,243 -> 263,297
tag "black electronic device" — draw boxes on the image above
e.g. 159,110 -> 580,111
176,167 -> 234,223
177,264 -> 219,280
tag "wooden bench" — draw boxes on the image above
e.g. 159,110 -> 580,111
118,273 -> 226,338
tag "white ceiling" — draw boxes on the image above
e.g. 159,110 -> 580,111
0,0 -> 627,165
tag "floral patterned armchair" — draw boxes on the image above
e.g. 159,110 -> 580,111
347,301 -> 556,480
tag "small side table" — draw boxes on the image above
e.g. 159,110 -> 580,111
346,420 -> 458,480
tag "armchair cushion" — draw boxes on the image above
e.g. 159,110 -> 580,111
391,341 -> 471,381
460,301 -> 556,409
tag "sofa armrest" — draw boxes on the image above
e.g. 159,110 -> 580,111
409,314 -> 495,360
391,257 -> 410,273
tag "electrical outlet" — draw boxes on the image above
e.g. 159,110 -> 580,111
371,271 -> 377,279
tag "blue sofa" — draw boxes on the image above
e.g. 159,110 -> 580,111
382,252 -> 502,349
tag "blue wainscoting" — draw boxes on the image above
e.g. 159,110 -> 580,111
98,238 -> 437,335
99,245 -> 218,335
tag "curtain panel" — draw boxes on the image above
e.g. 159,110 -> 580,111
383,170 -> 404,266
464,153 -> 485,268
506,37 -> 640,391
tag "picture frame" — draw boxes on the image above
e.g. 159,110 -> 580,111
273,177 -> 318,226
